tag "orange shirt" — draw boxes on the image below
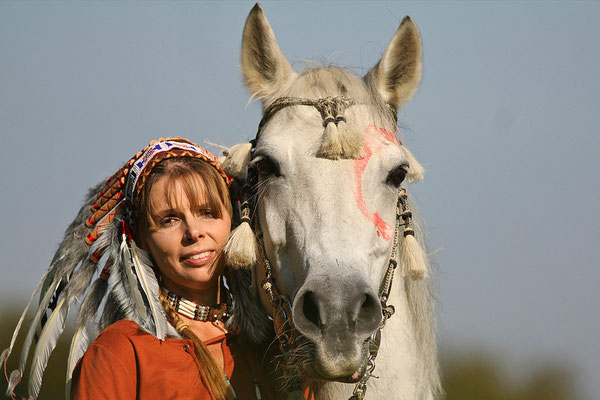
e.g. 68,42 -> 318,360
71,319 -> 280,400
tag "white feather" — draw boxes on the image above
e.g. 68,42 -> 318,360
119,234 -> 148,320
7,369 -> 22,396
18,274 -> 64,373
64,322 -> 92,400
3,270 -> 50,364
131,244 -> 167,339
20,255 -> 98,382
65,276 -> 108,398
27,296 -> 69,398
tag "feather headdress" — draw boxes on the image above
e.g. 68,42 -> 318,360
2,137 -> 233,399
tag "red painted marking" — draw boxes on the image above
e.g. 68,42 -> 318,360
353,125 -> 401,241
366,125 -> 401,145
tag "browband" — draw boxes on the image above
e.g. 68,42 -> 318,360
253,96 -> 398,146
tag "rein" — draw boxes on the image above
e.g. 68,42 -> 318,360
246,96 -> 402,400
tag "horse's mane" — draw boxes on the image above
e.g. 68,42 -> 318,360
405,204 -> 441,396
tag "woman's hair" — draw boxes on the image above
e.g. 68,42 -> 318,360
136,156 -> 233,399
134,156 -> 233,243
159,292 -> 231,399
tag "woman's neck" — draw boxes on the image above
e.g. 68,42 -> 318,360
161,278 -> 221,305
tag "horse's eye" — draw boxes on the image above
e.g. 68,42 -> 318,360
255,157 -> 278,177
387,166 -> 407,187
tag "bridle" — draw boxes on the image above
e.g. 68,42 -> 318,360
244,96 -> 404,400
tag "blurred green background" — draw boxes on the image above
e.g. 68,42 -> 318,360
1,308 -> 580,399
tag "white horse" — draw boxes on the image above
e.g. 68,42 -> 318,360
222,4 -> 441,400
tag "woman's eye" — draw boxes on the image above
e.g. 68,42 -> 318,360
160,217 -> 178,227
198,209 -> 215,218
387,166 -> 407,187
255,157 -> 278,177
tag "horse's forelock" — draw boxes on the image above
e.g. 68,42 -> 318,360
265,65 -> 396,160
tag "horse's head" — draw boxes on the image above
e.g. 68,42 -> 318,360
235,4 -> 426,383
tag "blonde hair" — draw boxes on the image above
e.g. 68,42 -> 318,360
137,157 -> 233,399
159,292 -> 230,399
135,156 -> 232,243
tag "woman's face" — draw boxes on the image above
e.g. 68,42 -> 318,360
143,175 -> 231,302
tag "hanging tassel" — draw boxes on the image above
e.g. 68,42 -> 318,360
318,122 -> 344,159
224,200 -> 257,269
317,120 -> 364,160
400,229 -> 428,279
218,142 -> 252,179
398,189 -> 428,279
400,145 -> 425,183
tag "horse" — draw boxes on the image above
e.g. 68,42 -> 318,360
220,4 -> 441,400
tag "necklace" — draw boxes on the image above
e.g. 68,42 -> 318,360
162,287 -> 229,323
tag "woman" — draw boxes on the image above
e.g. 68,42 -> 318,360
2,138 -> 277,399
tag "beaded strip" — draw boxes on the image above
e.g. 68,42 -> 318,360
254,96 -> 398,144
82,137 -> 232,266
162,287 -> 229,323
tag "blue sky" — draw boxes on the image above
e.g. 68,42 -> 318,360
1,1 -> 599,398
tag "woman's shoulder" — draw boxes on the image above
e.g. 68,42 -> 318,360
92,319 -> 151,350
97,319 -> 139,338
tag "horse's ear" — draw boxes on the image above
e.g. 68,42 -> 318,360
241,3 -> 295,103
367,16 -> 423,109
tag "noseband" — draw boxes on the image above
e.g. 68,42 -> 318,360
245,96 -> 402,400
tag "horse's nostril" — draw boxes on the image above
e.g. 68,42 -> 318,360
356,292 -> 381,335
302,291 -> 321,328
293,284 -> 381,339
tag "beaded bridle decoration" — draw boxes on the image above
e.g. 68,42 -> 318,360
244,96 -> 415,400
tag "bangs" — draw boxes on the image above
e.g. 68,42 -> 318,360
147,174 -> 226,228
136,157 -> 232,239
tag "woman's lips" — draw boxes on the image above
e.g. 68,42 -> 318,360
182,250 -> 213,266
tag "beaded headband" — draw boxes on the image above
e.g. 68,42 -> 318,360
125,139 -> 231,205
85,137 -> 230,254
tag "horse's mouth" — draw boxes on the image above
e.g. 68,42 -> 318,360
298,339 -> 370,383
300,360 -> 367,383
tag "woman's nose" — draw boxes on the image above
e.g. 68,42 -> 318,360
184,218 -> 205,241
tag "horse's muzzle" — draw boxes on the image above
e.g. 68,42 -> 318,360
291,277 -> 382,380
